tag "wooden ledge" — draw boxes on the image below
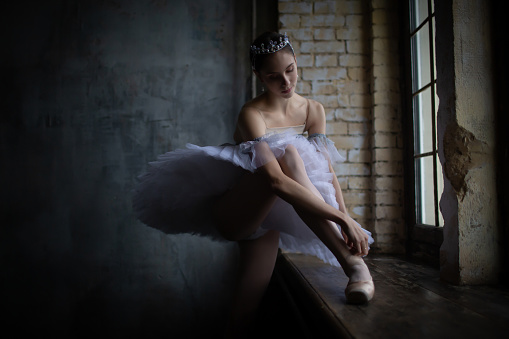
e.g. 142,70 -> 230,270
274,252 -> 509,338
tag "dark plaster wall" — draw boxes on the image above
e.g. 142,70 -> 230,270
1,0 -> 252,337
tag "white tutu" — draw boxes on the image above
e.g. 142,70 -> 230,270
133,129 -> 374,266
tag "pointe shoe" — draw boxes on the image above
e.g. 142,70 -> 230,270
345,279 -> 374,304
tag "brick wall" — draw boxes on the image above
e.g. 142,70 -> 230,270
279,0 -> 404,253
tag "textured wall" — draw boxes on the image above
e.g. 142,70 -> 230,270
1,0 -> 251,336
278,0 -> 405,253
436,0 -> 501,284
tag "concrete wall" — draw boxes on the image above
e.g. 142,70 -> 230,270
436,0 -> 501,285
279,0 -> 405,253
1,0 -> 251,336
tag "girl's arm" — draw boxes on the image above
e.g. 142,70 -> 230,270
329,161 -> 348,215
238,103 -> 369,255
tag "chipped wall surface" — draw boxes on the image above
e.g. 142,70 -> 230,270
1,0 -> 251,336
436,0 -> 500,284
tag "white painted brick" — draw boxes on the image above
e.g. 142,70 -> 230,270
374,148 -> 402,162
374,220 -> 398,234
325,121 -> 348,135
301,15 -> 346,27
314,1 -> 337,14
336,176 -> 348,188
336,0 -> 363,14
295,80 -> 311,94
338,80 -> 369,95
314,28 -> 336,40
374,117 -> 400,132
373,104 -> 396,119
346,14 -> 364,27
301,41 -> 345,53
374,161 -> 403,176
315,54 -> 338,67
375,205 -> 402,220
345,40 -> 366,54
297,54 -> 313,66
312,94 -> 341,108
336,108 -> 371,122
373,78 -> 399,92
348,176 -> 371,190
372,24 -> 393,38
342,191 -> 372,205
286,29 -> 314,41
312,80 -> 337,95
348,149 -> 371,163
351,205 -> 372,219
375,191 -> 401,205
336,27 -> 362,40
350,93 -> 369,108
347,67 -> 368,81
279,1 -> 313,14
302,67 -> 347,81
372,9 -> 389,24
373,38 -> 399,52
279,14 -> 301,28
374,90 -> 399,105
339,54 -> 368,67
330,135 -> 369,150
374,177 -> 403,191
325,108 -> 336,121
373,134 -> 397,148
373,64 -> 399,78
348,121 -> 369,135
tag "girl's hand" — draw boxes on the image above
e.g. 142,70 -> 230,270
341,216 -> 370,256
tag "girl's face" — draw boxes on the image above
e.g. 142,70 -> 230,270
256,50 -> 298,99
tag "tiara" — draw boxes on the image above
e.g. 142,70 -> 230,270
250,33 -> 293,55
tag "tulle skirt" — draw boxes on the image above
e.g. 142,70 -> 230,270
132,130 -> 373,266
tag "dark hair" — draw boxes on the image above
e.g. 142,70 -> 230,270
250,31 -> 295,72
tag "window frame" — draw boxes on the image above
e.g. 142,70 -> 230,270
401,0 -> 443,266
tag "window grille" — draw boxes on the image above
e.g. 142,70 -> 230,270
409,0 -> 443,227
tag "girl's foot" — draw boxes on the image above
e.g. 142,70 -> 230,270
343,256 -> 374,304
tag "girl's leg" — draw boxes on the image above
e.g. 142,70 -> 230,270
277,146 -> 372,283
224,230 -> 280,338
213,171 -> 277,241
213,172 -> 280,336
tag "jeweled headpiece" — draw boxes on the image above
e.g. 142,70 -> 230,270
250,33 -> 295,70
250,33 -> 293,55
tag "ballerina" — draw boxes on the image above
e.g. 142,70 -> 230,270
133,31 -> 374,338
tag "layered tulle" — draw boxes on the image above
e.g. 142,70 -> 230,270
133,129 -> 373,266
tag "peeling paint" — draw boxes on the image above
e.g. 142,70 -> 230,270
443,122 -> 489,200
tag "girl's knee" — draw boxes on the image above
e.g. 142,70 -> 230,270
280,145 -> 305,173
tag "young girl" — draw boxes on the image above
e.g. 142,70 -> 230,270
133,31 -> 374,337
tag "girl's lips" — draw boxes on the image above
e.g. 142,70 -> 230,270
282,86 -> 293,94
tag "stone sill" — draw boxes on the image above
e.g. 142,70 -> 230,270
274,252 -> 509,338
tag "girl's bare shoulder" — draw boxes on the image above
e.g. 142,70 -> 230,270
305,98 -> 326,133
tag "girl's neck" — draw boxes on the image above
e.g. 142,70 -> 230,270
261,92 -> 295,116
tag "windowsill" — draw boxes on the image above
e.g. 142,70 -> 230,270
273,252 -> 509,338
408,223 -> 444,267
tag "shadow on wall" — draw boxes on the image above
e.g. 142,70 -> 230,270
0,0 -> 251,336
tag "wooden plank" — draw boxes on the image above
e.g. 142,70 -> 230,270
277,253 -> 509,338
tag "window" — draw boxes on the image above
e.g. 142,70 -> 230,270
408,0 -> 443,227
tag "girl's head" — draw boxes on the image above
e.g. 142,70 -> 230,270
250,32 -> 298,98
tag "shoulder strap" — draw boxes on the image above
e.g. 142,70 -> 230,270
305,98 -> 310,123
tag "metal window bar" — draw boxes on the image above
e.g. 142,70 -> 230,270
409,0 -> 440,227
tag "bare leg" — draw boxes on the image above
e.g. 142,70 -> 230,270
278,146 -> 372,283
213,171 -> 277,241
224,230 -> 280,338
213,172 -> 281,336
